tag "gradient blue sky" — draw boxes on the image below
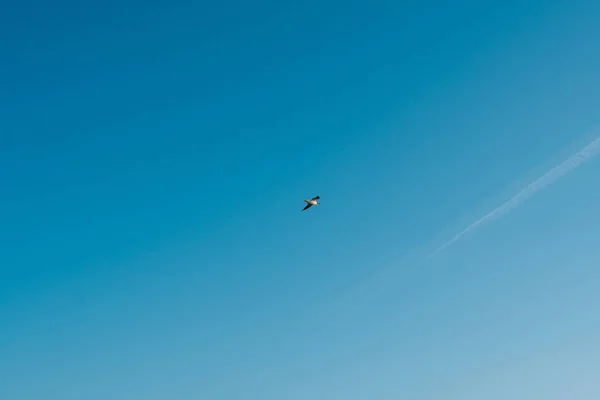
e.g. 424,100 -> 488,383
1,1 -> 600,399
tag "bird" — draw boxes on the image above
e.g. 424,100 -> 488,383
302,196 -> 320,211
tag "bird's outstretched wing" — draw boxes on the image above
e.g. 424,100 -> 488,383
312,196 -> 320,201
302,203 -> 312,211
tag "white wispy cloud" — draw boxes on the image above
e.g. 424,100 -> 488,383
428,134 -> 600,258
328,132 -> 600,313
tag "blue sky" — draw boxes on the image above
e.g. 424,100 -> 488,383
1,0 -> 599,399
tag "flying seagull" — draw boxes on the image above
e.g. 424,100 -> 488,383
302,196 -> 320,211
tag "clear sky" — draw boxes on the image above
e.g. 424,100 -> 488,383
1,1 -> 599,399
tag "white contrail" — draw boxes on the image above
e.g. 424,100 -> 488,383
428,134 -> 600,258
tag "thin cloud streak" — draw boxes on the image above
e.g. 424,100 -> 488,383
428,134 -> 600,259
